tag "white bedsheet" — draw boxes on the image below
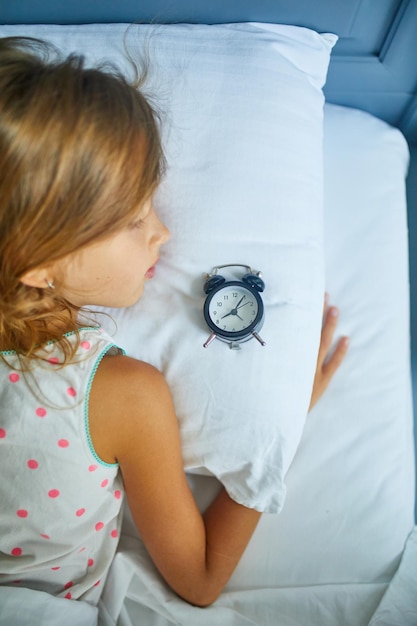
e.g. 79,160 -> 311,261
0,586 -> 98,626
0,102 -> 414,626
96,104 -> 416,625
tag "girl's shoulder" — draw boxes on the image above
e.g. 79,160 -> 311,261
91,349 -> 165,396
88,349 -> 174,465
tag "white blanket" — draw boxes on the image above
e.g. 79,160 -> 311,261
0,586 -> 98,626
94,103 -> 415,625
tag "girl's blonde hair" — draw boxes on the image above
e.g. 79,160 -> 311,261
0,36 -> 165,365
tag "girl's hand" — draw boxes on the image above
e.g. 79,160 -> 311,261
308,295 -> 349,412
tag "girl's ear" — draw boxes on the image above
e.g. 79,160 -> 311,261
20,267 -> 52,289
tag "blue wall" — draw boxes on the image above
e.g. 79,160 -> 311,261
0,0 -> 381,30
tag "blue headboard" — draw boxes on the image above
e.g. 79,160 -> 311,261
1,0 -> 417,144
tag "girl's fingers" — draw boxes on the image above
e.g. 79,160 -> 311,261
309,296 -> 349,411
322,336 -> 350,380
323,292 -> 329,317
318,306 -> 339,363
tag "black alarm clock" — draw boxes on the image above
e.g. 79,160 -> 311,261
203,264 -> 266,349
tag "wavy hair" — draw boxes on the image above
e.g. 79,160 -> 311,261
0,36 -> 165,366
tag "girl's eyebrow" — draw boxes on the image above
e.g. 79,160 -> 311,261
136,201 -> 153,221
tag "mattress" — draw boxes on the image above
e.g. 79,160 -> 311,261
97,103 -> 416,625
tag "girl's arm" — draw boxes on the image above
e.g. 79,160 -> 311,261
90,355 -> 260,607
89,301 -> 347,607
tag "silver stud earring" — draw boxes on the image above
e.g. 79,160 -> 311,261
45,279 -> 55,290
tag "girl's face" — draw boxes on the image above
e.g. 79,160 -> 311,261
55,199 -> 170,309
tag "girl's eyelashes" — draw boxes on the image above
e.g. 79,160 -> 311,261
128,202 -> 153,229
129,218 -> 144,230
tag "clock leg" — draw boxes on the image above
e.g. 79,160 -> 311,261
203,332 -> 217,348
252,332 -> 266,346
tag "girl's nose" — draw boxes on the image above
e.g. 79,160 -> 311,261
160,221 -> 171,245
152,209 -> 170,246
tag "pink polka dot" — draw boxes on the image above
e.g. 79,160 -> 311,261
88,558 -> 94,567
35,407 -> 47,418
40,534 -> 50,540
66,387 -> 77,397
48,357 -> 60,365
27,459 -> 39,470
94,580 -> 101,587
114,490 -> 122,500
88,464 -> 97,472
16,509 -> 28,518
101,479 -> 109,488
0,428 -> 6,439
110,529 -> 118,539
11,547 -> 22,556
64,581 -> 73,590
80,341 -> 91,350
76,508 -> 85,517
9,373 -> 20,383
58,439 -> 69,448
78,547 -> 86,553
65,592 -> 72,600
48,489 -> 60,499
51,567 -> 60,571
95,522 -> 104,532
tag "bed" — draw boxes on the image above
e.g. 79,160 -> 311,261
0,6 -> 416,626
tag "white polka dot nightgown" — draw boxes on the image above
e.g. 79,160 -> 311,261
0,327 -> 126,604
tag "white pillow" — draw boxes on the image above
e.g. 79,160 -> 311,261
0,23 -> 336,513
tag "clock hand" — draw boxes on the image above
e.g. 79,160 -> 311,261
221,304 -> 247,320
221,296 -> 250,319
221,309 -> 245,321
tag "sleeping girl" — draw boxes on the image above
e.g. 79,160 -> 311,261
0,37 -> 348,608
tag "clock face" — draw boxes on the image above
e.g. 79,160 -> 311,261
204,281 -> 263,338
